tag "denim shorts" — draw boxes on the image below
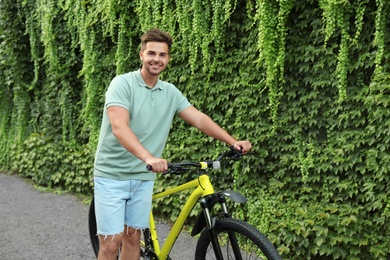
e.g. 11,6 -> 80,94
94,176 -> 154,236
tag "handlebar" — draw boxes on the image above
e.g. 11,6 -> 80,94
146,146 -> 247,174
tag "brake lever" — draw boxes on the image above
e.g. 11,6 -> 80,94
229,146 -> 243,160
162,166 -> 188,175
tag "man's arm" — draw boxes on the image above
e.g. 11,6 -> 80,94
179,106 -> 252,153
107,106 -> 168,172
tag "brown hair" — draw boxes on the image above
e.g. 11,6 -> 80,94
140,28 -> 173,53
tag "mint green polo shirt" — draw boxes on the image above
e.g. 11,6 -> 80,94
94,70 -> 191,180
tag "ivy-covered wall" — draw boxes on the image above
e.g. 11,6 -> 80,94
0,0 -> 389,259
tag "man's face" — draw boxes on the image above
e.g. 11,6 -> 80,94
140,41 -> 170,76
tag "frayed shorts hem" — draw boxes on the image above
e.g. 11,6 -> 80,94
97,225 -> 147,238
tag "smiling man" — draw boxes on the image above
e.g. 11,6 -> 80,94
93,28 -> 252,260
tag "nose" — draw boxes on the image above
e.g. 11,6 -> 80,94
153,55 -> 161,62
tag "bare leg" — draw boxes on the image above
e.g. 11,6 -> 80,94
98,234 -> 122,260
121,226 -> 141,260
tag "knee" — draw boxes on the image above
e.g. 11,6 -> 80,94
123,227 -> 141,245
98,234 -> 122,256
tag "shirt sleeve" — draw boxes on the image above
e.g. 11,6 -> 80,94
105,75 -> 131,110
172,85 -> 191,113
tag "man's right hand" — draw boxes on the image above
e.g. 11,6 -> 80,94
145,157 -> 169,172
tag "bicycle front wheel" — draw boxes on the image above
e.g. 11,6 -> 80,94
195,218 -> 281,260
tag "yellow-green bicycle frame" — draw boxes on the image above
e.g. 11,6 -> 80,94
147,174 -> 215,260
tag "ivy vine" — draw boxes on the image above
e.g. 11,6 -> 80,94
0,1 -> 389,258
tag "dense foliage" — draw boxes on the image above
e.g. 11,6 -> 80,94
0,0 -> 388,258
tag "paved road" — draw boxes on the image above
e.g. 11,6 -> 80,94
0,173 -> 197,260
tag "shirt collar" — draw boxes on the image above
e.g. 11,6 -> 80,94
135,69 -> 163,90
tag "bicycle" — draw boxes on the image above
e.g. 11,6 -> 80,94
89,147 -> 282,259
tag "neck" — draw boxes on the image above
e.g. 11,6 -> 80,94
140,68 -> 159,88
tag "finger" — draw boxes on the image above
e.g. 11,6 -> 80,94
232,144 -> 241,152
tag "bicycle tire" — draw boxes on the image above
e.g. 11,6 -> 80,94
195,218 -> 282,260
88,197 -> 100,257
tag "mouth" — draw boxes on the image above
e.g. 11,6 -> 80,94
148,62 -> 162,71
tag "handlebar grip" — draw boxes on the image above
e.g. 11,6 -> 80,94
146,163 -> 173,171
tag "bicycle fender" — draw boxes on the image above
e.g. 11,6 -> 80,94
221,190 -> 248,203
191,191 -> 247,236
191,211 -> 206,236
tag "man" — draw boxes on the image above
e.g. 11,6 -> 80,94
93,28 -> 252,260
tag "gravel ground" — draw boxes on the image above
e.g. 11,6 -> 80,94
0,173 -> 197,260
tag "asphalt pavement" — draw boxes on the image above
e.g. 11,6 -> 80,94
0,173 -> 197,260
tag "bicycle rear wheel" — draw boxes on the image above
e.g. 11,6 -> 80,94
88,197 -> 99,257
195,218 -> 281,260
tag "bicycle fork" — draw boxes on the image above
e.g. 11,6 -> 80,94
200,193 -> 227,260
199,191 -> 247,260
